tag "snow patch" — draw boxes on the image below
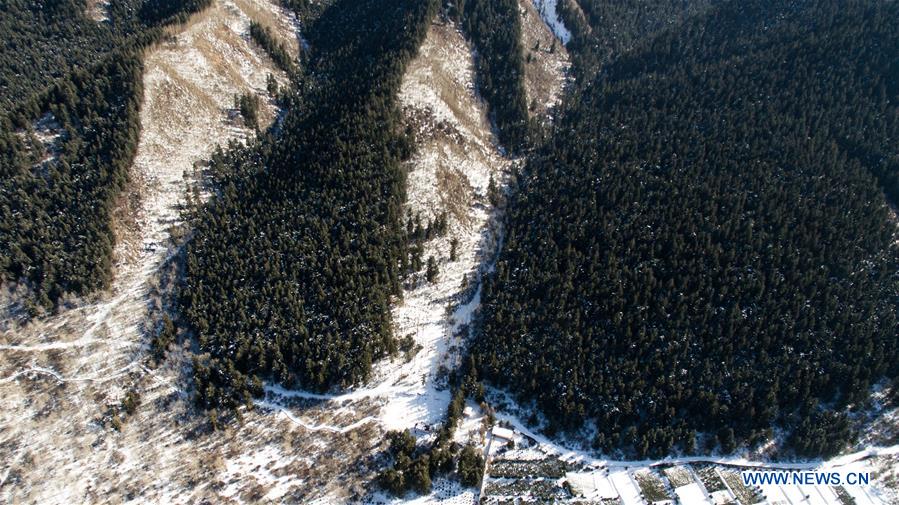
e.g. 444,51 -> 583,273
674,482 -> 710,504
85,0 -> 110,22
532,0 -> 571,44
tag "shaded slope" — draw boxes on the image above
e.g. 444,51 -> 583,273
476,0 -> 899,458
0,0 -> 211,311
181,0 -> 440,409
458,0 -> 530,152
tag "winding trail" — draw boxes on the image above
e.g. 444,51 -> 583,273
0,363 -> 139,384
254,400 -> 378,433
494,408 -> 899,471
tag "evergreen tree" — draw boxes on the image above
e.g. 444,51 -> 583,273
426,256 -> 439,283
450,237 -> 459,262
457,444 -> 484,487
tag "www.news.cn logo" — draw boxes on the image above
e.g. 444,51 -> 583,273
741,470 -> 870,487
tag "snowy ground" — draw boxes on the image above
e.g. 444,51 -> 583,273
1,8 -> 523,505
532,0 -> 572,44
258,16 -> 518,503
380,17 -> 512,432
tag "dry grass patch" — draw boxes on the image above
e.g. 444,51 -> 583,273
518,0 -> 570,117
85,0 -> 109,22
110,166 -> 146,272
232,0 -> 300,58
437,161 -> 475,225
194,27 -> 255,88
150,61 -> 220,116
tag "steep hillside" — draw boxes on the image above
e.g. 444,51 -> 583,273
179,0 -> 439,412
246,7 -> 571,501
1,1 -> 550,501
0,0 -> 213,312
383,14 -> 511,435
5,0 -> 896,502
118,0 -> 295,265
459,0 -> 530,152
559,0 -> 713,74
0,0 -> 139,109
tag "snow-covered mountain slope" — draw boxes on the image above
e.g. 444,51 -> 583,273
6,1 -> 892,504
0,0 -> 303,502
382,17 -> 510,433
0,6 -> 524,503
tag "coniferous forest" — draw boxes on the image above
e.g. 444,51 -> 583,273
0,0 -> 210,310
558,0 -> 712,73
181,0 -> 439,411
0,0 -> 139,110
456,0 -> 529,152
476,0 -> 899,458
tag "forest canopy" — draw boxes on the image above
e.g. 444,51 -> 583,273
475,0 -> 899,459
457,0 -> 529,152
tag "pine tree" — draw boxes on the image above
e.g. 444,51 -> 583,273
426,256 -> 439,283
487,174 -> 501,207
457,444 -> 484,487
450,237 -> 459,261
